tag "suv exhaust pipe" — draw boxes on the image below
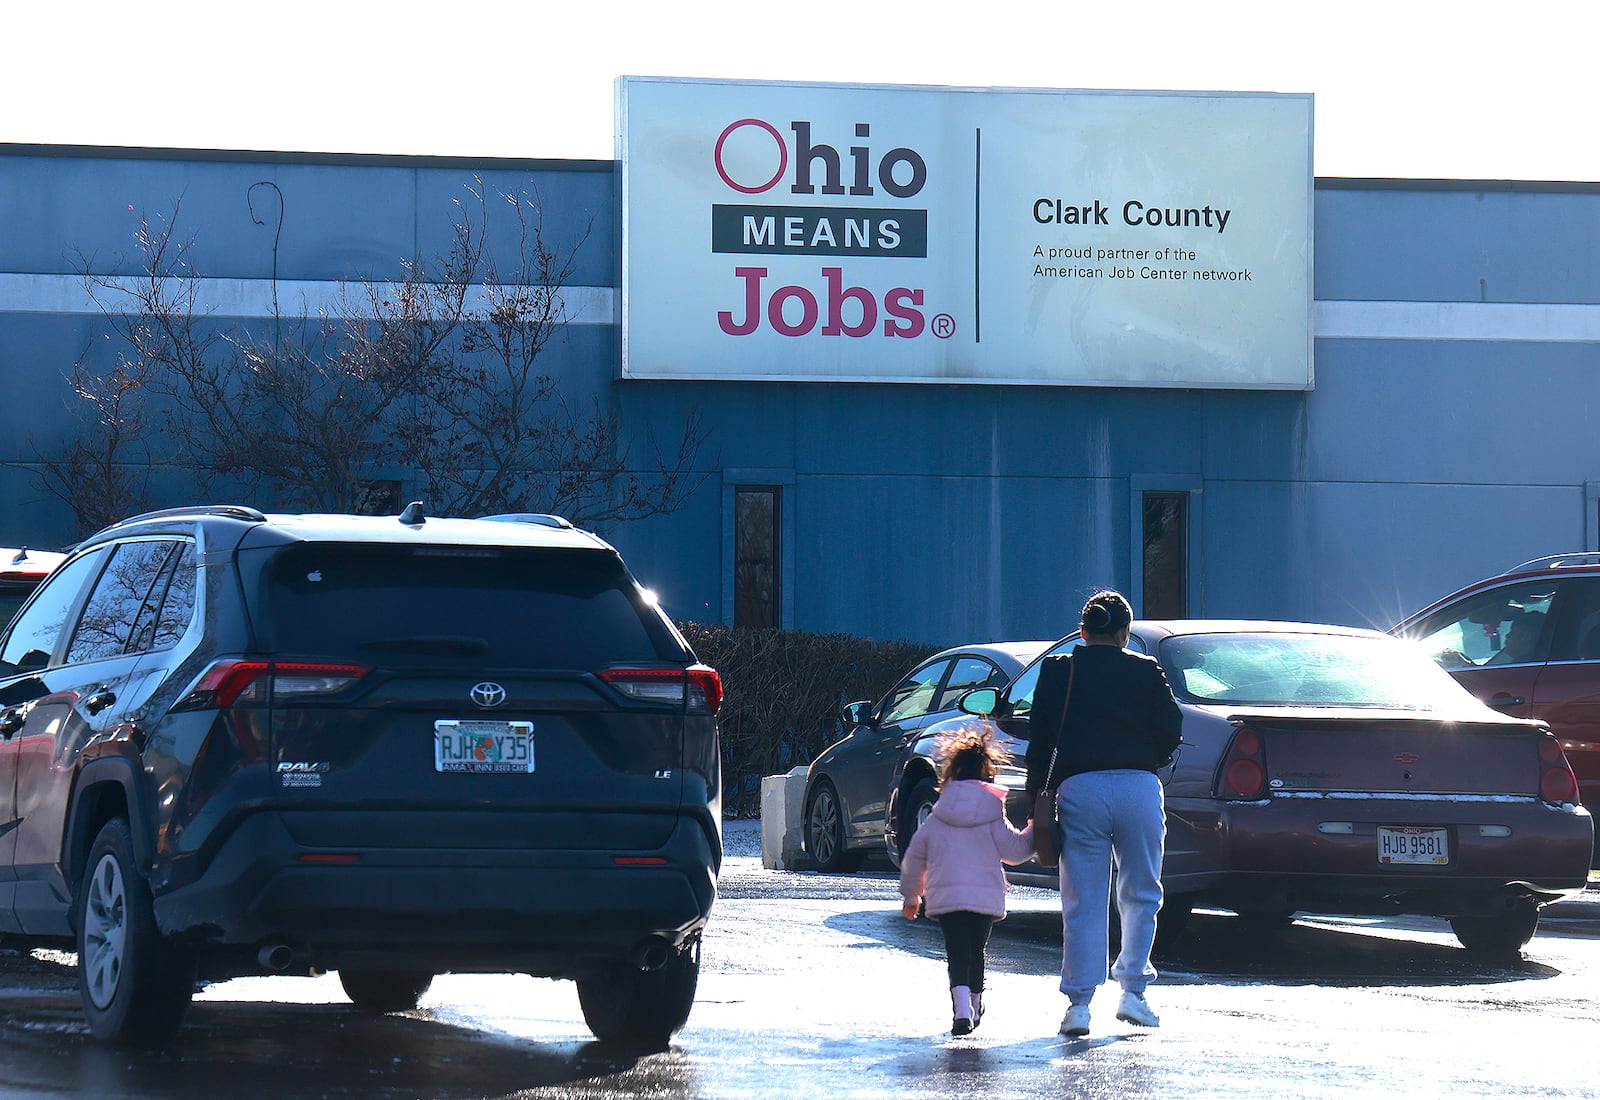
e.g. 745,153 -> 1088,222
257,944 -> 296,972
630,936 -> 672,972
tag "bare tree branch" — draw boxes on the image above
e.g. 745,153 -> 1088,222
24,181 -> 710,537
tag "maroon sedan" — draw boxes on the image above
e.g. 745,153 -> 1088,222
925,621 -> 1593,960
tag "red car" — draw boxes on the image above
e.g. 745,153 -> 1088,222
921,621 -> 1592,960
1393,554 -> 1600,820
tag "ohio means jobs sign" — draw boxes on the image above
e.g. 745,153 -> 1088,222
618,77 -> 1313,389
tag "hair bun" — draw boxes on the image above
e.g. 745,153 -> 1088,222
1080,590 -> 1132,635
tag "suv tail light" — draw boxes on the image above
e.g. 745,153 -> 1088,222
687,664 -> 723,716
1216,725 -> 1269,800
599,665 -> 724,717
175,660 -> 368,710
1538,732 -> 1580,805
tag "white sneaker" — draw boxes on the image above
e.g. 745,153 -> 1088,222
1116,990 -> 1160,1028
1059,1004 -> 1090,1037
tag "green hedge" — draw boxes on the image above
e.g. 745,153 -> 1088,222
676,622 -> 944,817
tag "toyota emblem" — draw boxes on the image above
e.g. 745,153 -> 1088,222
471,681 -> 508,708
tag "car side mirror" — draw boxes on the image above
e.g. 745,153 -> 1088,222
960,688 -> 1000,717
841,700 -> 872,727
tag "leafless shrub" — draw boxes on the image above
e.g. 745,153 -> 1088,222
677,622 -> 945,817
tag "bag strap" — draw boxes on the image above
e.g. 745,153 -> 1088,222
1044,653 -> 1074,792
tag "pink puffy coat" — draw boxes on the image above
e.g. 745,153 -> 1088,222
898,780 -> 1035,919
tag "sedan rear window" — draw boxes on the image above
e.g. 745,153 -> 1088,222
1158,632 -> 1474,709
265,545 -> 677,669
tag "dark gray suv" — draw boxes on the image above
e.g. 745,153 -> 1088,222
0,505 -> 722,1048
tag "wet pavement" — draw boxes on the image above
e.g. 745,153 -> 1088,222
1,820 -> 1597,1099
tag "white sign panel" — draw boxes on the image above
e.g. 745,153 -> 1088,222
619,77 -> 1313,389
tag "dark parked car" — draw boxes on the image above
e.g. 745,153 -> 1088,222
906,622 -> 1593,959
0,505 -> 721,1047
1392,553 -> 1600,819
0,546 -> 65,626
802,640 -> 1052,871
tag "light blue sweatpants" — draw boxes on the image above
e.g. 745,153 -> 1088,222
1055,769 -> 1165,1004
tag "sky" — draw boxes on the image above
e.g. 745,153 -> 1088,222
8,0 -> 1599,181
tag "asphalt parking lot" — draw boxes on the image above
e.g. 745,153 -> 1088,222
0,819 -> 1596,1100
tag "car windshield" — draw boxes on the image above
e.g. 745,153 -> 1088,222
1157,631 -> 1474,709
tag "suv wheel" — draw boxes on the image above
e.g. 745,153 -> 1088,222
805,780 -> 864,872
1450,899 -> 1540,961
338,968 -> 435,1012
576,940 -> 700,1049
77,818 -> 197,1046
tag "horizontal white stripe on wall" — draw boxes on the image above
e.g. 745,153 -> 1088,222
0,272 -> 617,325
1315,299 -> 1600,342
4,273 -> 1600,343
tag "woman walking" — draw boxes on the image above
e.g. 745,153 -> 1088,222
900,725 -> 1035,1035
1025,590 -> 1182,1037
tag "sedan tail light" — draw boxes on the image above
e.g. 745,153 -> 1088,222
1216,725 -> 1269,800
174,660 -> 368,710
1538,732 -> 1580,805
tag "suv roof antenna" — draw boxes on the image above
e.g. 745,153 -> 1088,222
398,501 -> 427,527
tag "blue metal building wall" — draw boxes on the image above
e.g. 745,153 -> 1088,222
2,146 -> 1597,648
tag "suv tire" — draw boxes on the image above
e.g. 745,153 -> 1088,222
77,818 -> 197,1047
576,940 -> 700,1049
338,968 -> 435,1012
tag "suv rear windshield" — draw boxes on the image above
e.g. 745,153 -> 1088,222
264,544 -> 679,669
0,580 -> 38,629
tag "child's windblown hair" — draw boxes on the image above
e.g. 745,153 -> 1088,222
934,723 -> 1009,786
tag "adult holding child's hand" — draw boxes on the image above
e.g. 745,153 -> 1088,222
1024,590 -> 1182,1039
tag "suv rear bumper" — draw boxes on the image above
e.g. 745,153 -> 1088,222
151,809 -> 718,975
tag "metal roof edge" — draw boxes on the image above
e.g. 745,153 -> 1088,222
0,142 -> 613,173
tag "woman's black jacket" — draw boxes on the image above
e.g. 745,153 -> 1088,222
1023,644 -> 1183,793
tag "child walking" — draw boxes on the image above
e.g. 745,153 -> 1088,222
899,725 -> 1035,1036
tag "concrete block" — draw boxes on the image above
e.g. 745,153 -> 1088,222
760,767 -> 811,870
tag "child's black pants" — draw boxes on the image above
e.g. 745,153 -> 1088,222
937,910 -> 995,991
